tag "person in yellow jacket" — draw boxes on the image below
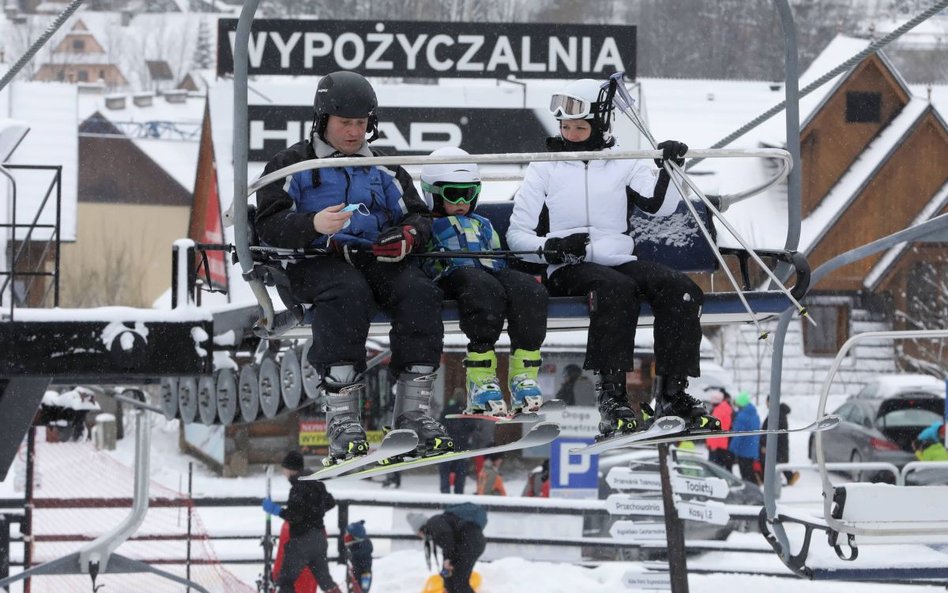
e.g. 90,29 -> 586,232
914,438 -> 948,461
476,453 -> 506,496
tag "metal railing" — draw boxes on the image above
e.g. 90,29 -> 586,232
0,163 -> 63,318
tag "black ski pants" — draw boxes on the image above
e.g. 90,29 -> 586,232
444,530 -> 486,593
546,260 -> 702,377
438,267 -> 547,353
287,256 -> 443,375
277,528 -> 337,593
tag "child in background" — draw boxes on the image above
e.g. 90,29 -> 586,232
344,520 -> 373,593
420,146 -> 549,416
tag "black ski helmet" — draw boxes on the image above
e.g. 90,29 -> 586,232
312,71 -> 379,143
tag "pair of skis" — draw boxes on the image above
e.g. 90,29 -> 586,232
303,422 -> 561,482
302,413 -> 840,481
572,414 -> 841,455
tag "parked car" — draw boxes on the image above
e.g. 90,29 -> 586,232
588,447 -> 764,550
809,373 -> 945,482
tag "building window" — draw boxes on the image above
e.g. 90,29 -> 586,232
72,39 -> 85,52
77,70 -> 89,82
803,304 -> 850,356
846,91 -> 881,123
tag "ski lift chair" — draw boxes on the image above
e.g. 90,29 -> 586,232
762,329 -> 948,583
239,194 -> 811,342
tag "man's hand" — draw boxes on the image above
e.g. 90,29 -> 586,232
313,203 -> 353,235
372,226 -> 417,262
654,140 -> 688,169
544,233 -> 589,264
330,239 -> 375,266
261,497 -> 282,516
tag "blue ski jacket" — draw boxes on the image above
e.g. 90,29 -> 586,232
729,403 -> 761,460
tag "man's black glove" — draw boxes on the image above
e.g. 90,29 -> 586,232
654,140 -> 688,169
330,239 -> 375,267
544,233 -> 589,264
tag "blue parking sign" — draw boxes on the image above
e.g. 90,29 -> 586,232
550,438 -> 598,490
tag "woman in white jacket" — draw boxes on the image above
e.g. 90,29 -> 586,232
507,78 -> 721,439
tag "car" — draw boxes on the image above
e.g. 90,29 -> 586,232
585,447 -> 764,554
808,373 -> 946,482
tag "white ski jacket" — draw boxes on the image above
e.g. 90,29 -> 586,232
508,146 -> 686,275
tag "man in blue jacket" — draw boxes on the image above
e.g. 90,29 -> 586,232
729,391 -> 761,484
255,71 -> 451,463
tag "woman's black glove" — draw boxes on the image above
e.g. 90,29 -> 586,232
654,140 -> 688,169
544,233 -> 589,264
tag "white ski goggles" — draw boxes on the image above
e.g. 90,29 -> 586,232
549,93 -> 592,119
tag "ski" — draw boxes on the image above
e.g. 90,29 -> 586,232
624,414 -> 841,448
321,421 -> 561,482
444,399 -> 566,424
571,416 -> 688,455
300,429 -> 418,481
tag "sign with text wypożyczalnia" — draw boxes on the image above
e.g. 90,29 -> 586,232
217,20 -> 636,79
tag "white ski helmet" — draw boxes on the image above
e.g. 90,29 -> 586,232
420,147 -> 482,214
549,78 -> 616,147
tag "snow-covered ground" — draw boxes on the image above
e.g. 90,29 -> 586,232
2,392 -> 946,593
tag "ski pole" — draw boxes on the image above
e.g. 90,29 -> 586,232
607,73 -> 814,337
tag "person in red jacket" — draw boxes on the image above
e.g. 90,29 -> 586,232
706,390 -> 734,470
273,521 -> 318,593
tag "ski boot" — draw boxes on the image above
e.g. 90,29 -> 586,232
464,350 -> 507,416
509,348 -> 543,413
595,370 -> 639,438
393,365 -> 455,456
652,375 -> 722,431
322,365 -> 370,465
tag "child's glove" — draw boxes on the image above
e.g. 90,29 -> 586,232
261,497 -> 282,516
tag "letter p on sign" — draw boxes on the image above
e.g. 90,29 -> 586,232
550,438 -> 599,490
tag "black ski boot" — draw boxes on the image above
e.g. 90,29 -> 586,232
595,370 -> 639,439
392,366 -> 454,456
653,375 -> 721,431
323,366 -> 369,464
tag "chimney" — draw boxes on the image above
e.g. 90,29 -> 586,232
105,95 -> 126,110
132,92 -> 154,107
163,89 -> 188,104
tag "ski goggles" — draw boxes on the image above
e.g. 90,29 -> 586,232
422,181 -> 482,204
549,93 -> 592,119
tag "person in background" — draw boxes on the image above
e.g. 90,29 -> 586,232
476,452 -> 506,496
729,392 -> 761,485
555,364 -> 596,407
706,389 -> 734,470
761,396 -> 799,485
913,421 -> 948,461
522,459 -> 551,497
262,451 -> 340,593
440,388 -> 475,494
344,520 -> 373,593
254,70 -> 451,465
406,505 -> 487,593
